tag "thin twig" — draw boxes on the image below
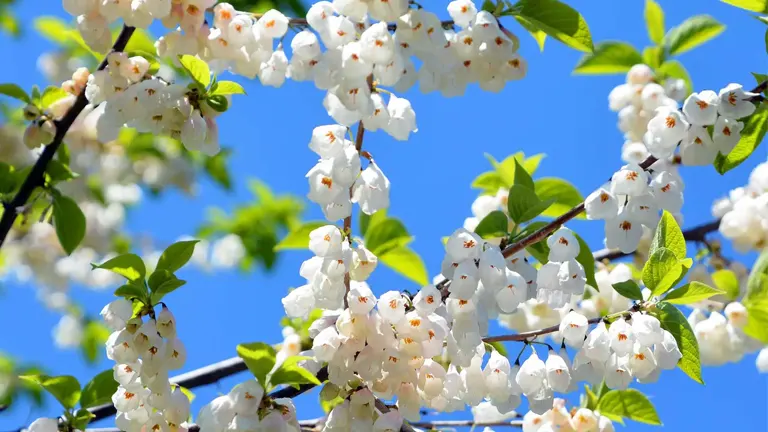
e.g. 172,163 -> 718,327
0,25 -> 136,248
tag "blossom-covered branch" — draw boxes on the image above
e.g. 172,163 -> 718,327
0,25 -> 136,248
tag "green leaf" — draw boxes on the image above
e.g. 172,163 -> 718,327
79,369 -> 118,409
720,0 -> 768,13
148,269 -> 174,292
156,240 -> 200,273
643,247 -> 682,296
664,281 -> 725,304
474,211 -> 510,239
70,408 -> 95,430
507,185 -> 542,223
204,148 -> 232,190
471,171 -> 506,194
178,54 -> 211,88
150,278 -> 187,305
359,209 -> 388,237
237,342 -> 277,389
743,299 -> 768,342
714,104 -> 768,174
654,302 -> 703,384
275,221 -> 327,250
663,15 -> 725,55
269,356 -> 321,389
642,46 -> 664,69
657,60 -> 692,97
612,280 -> 644,300
649,211 -> 686,259
46,160 -> 78,183
379,246 -> 429,286
52,191 -> 86,255
746,249 -> 768,301
534,177 -> 585,219
114,283 -> 148,301
512,158 -> 535,190
486,341 -> 508,357
0,83 -> 31,104
92,253 -> 146,282
645,0 -> 665,44
573,232 -> 598,290
596,389 -> 662,425
211,80 -> 246,96
514,14 -> 547,51
206,94 -> 229,112
20,375 -> 81,409
508,0 -> 594,52
40,86 -> 69,109
711,269 -> 741,300
80,321 -> 110,365
573,41 -> 643,74
364,218 -> 411,256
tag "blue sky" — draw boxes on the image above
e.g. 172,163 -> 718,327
1,0 -> 767,430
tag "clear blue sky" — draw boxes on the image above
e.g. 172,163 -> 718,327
1,1 -> 767,430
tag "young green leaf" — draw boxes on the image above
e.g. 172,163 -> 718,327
512,158 -> 535,190
643,247 -> 683,296
649,211 -> 686,259
269,356 -> 322,389
79,369 -> 118,409
642,46 -> 664,69
474,210 -> 510,239
514,14 -> 547,51
359,208 -> 388,237
364,218 -> 411,256
573,42 -> 643,74
92,253 -> 147,282
644,0 -> 665,44
20,375 -> 81,409
149,278 -> 187,305
663,15 -> 725,55
275,221 -> 327,250
507,185 -> 542,223
743,299 -> 768,343
471,171 -> 506,194
714,104 -> 768,174
80,321 -> 110,365
720,0 -> 768,13
52,191 -> 86,255
156,240 -> 200,273
0,83 -> 31,104
508,0 -> 594,53
378,246 -> 429,286
236,342 -> 277,389
534,177 -> 585,219
654,302 -> 703,383
148,269 -> 174,292
178,54 -> 211,88
711,269 -> 741,300
612,280 -> 644,300
211,80 -> 246,96
40,86 -> 69,108
596,389 -> 662,425
70,408 -> 95,430
663,281 -> 725,304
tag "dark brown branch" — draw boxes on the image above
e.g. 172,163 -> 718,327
0,25 -> 136,248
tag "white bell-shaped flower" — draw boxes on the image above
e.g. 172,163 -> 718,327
717,83 -> 758,119
515,351 -> 547,395
559,311 -> 589,348
682,90 -> 719,126
547,227 -> 580,261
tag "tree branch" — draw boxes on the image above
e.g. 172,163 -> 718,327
0,25 -> 136,248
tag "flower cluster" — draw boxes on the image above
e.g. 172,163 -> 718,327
607,64 -> 686,165
100,299 -> 191,432
584,164 -> 684,254
306,127 -> 391,221
713,159 -> 768,251
687,303 -> 763,366
522,398 -> 615,432
536,228 -> 587,308
196,382 -> 300,431
83,54 -> 222,155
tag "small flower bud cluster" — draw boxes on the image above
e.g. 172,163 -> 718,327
607,64 -> 686,165
585,165 -> 684,254
713,160 -> 768,251
100,299 -> 191,432
522,398 -> 615,432
282,225 -> 378,315
536,228 -> 587,308
306,126 -> 391,221
196,382 -> 301,431
84,53 -> 222,155
688,304 -> 763,366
